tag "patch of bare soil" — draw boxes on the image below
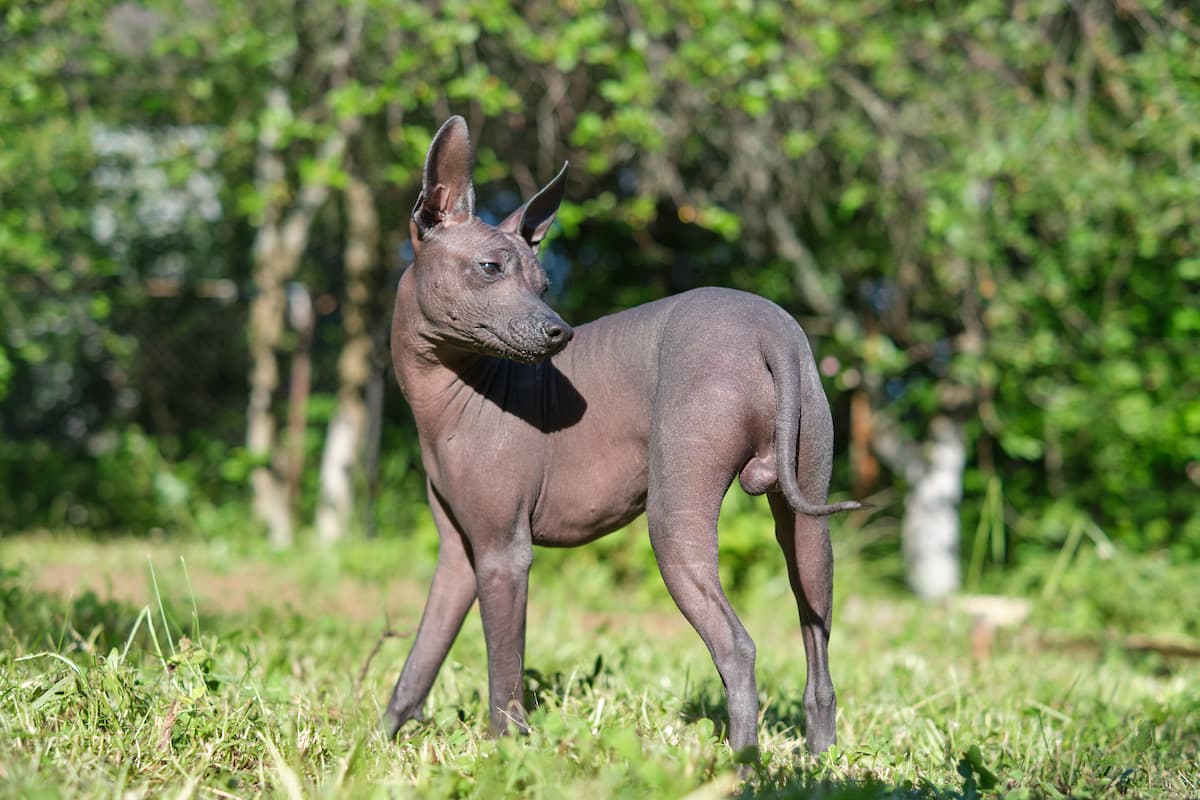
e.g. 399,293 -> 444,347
571,608 -> 690,640
28,559 -> 425,626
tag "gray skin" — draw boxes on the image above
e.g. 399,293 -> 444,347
383,116 -> 862,759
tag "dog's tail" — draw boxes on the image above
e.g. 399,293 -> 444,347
769,326 -> 865,518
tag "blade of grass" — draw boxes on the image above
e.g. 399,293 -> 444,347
260,732 -> 305,800
15,651 -> 85,677
1041,515 -> 1086,601
180,556 -> 202,641
121,606 -> 151,662
148,558 -> 176,656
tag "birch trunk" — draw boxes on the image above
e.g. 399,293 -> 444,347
245,6 -> 366,547
285,284 -> 315,507
874,413 -> 966,599
900,417 -> 965,599
246,87 -> 346,548
316,174 -> 378,543
246,216 -> 293,548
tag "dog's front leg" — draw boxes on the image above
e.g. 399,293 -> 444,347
473,530 -> 534,737
384,484 -> 477,738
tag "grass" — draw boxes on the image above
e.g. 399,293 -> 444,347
1,527 -> 1197,799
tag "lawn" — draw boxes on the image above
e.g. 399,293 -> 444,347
1,526 -> 1197,799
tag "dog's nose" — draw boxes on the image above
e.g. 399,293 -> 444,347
543,319 -> 573,345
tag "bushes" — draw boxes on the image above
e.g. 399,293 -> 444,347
2,1 -> 1197,566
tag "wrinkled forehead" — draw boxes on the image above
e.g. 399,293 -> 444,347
426,218 -> 533,259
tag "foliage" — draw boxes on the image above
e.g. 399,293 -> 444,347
1,1 -> 1196,566
0,2 -> 249,530
520,0 -> 1200,558
1,534 -> 1198,798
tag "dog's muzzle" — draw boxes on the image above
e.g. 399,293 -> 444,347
506,313 -> 573,361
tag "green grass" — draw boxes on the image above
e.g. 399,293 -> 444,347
1,530 -> 1197,799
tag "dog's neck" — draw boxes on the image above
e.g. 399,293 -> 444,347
391,267 -> 472,419
392,266 -> 552,436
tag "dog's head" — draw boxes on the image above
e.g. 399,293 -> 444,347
406,116 -> 572,364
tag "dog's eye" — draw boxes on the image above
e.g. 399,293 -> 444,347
476,260 -> 502,277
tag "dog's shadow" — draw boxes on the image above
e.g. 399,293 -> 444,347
680,689 -> 809,743
522,654 -> 608,712
522,658 -> 813,742
681,691 -> 963,799
524,672 -> 964,797
453,357 -> 587,433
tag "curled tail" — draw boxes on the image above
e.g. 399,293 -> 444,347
768,335 -> 864,517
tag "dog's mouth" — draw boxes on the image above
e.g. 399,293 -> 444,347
472,325 -> 568,364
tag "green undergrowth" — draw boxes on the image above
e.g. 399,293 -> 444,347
0,530 -> 1197,799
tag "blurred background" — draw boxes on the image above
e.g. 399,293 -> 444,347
2,0 -> 1197,598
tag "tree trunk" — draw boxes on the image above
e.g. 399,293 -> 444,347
246,196 -> 294,549
285,284 -> 315,508
361,322 -> 388,539
246,87 -> 347,548
244,4 -> 366,546
850,389 -> 880,498
316,173 -> 378,544
874,414 -> 966,600
900,417 -> 965,599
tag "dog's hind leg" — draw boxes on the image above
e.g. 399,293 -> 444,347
646,416 -> 760,760
768,491 -> 837,754
648,506 -> 760,759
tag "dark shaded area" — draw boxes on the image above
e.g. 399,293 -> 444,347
450,356 -> 588,434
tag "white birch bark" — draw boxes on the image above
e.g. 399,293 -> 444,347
246,87 -> 347,548
316,174 -> 378,544
875,414 -> 966,599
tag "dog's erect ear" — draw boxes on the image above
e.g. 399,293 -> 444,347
411,116 -> 475,241
498,161 -> 568,253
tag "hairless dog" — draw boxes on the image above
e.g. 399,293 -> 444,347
383,116 -> 862,759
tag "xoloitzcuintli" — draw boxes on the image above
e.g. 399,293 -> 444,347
383,116 -> 862,759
